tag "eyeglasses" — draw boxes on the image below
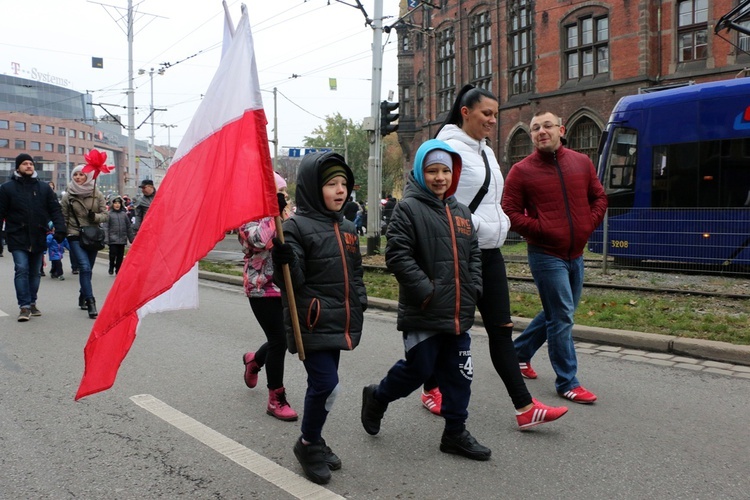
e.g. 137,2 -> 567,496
530,122 -> 561,133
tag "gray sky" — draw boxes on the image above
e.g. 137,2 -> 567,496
1,0 -> 400,153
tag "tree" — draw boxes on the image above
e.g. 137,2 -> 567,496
381,133 -> 404,199
304,113 -> 369,199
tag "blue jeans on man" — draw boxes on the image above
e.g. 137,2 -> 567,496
11,250 -> 44,308
514,250 -> 584,393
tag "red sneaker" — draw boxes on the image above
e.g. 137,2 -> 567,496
243,352 -> 261,389
559,386 -> 597,404
516,398 -> 568,430
421,387 -> 442,416
519,362 -> 537,379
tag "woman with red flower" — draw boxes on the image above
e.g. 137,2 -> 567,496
61,150 -> 113,318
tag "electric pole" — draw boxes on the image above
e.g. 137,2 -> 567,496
366,0 -> 384,255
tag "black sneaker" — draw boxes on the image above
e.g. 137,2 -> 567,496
293,438 -> 331,485
319,438 -> 341,470
361,384 -> 388,435
72,269 -> 79,275
29,304 -> 42,316
439,429 -> 491,461
18,308 -> 31,322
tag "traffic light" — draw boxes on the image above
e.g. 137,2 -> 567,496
380,100 -> 399,137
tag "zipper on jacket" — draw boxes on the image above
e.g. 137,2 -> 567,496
553,151 -> 575,260
333,223 -> 353,349
445,204 -> 461,335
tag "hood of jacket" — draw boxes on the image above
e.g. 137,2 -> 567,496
412,139 -> 462,199
295,151 -> 354,221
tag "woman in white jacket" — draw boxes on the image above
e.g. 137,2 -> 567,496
424,84 -> 567,430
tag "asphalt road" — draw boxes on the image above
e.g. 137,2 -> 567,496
1,252 -> 749,499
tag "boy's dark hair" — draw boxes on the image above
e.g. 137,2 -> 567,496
436,84 -> 498,136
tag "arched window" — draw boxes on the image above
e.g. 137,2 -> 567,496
508,129 -> 532,167
566,116 -> 602,164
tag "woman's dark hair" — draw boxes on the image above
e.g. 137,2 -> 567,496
436,84 -> 498,137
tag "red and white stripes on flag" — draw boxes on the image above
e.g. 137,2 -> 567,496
75,6 -> 278,400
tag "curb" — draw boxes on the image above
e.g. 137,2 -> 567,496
200,271 -> 750,368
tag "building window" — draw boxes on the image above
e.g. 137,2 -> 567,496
15,122 -> 26,132
737,4 -> 750,54
87,132 -> 92,141
677,0 -> 708,62
58,144 -> 65,153
68,145 -> 75,154
31,123 -> 41,133
58,127 -> 66,137
0,139 -> 9,148
45,143 -> 54,152
401,32 -> 410,52
565,15 -> 609,80
45,125 -> 54,134
508,129 -> 533,167
15,140 -> 26,149
0,120 -> 9,130
69,129 -> 76,138
567,117 -> 602,165
437,27 -> 456,114
30,141 -> 41,151
470,12 -> 492,90
416,31 -> 423,50
78,147 -> 85,155
401,86 -> 412,117
417,77 -> 425,119
508,0 -> 533,95
78,130 -> 85,139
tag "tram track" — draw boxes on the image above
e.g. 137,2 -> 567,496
362,264 -> 750,301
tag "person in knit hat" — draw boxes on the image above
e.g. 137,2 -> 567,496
361,139 -> 492,462
104,195 -> 134,275
0,153 -> 66,321
270,152 -> 364,485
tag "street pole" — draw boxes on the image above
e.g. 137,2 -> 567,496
149,67 -> 155,178
366,0 -> 384,255
65,131 -> 70,192
273,87 -> 278,170
126,0 -> 135,195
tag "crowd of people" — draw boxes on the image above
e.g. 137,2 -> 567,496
230,85 -> 607,485
0,154 -> 155,321
2,83 -> 608,486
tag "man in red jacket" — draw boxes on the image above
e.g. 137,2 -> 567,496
502,111 -> 607,404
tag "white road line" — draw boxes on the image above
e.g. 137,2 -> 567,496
130,394 -> 344,500
0,309 -> 8,317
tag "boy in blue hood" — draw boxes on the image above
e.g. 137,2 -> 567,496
360,139 -> 491,461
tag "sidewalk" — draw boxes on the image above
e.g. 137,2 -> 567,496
199,270 -> 750,370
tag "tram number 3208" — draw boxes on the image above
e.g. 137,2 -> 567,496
610,240 -> 629,248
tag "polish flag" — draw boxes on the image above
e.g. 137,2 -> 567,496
75,8 -> 278,399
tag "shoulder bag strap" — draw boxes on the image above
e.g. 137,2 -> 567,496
468,149 -> 492,214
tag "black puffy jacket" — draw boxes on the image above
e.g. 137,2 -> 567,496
0,174 -> 66,253
273,152 -> 367,354
386,172 -> 482,335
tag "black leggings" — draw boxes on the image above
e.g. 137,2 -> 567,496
108,244 -> 125,273
426,248 -> 532,409
249,297 -> 287,390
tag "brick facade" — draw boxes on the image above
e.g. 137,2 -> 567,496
396,0 -> 749,173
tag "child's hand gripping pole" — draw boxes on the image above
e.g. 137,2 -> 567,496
274,216 -> 305,360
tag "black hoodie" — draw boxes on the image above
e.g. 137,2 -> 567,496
273,152 -> 367,354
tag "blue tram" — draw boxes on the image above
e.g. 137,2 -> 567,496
590,78 -> 750,267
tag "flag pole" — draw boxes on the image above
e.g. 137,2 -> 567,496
274,215 -> 305,360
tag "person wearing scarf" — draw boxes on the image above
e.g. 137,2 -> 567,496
61,165 -> 108,318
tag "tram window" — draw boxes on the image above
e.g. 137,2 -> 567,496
605,127 -> 636,191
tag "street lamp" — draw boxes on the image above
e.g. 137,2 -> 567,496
160,123 -> 177,168
138,67 -> 164,181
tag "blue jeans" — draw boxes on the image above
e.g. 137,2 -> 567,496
11,250 -> 44,308
69,239 -> 99,300
514,251 -> 584,393
301,350 -> 341,444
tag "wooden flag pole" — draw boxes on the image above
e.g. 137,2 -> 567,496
274,216 -> 305,360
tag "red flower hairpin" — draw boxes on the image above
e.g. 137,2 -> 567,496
82,149 -> 115,179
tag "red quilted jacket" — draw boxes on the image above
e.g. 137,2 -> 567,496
502,146 -> 608,260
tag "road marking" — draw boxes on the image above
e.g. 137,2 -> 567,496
130,394 -> 344,499
0,309 -> 8,317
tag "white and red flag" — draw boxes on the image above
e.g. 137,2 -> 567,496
76,7 -> 278,399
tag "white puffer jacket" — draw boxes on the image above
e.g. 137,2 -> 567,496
436,124 -> 511,249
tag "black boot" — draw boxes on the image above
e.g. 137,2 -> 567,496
86,298 -> 98,319
78,293 -> 86,310
293,438 -> 331,485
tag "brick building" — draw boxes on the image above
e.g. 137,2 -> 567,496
395,0 -> 750,172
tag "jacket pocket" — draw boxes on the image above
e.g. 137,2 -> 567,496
306,297 -> 321,331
